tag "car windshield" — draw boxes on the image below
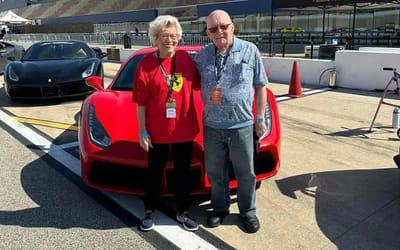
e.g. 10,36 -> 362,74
22,42 -> 91,61
111,49 -> 198,91
111,54 -> 145,91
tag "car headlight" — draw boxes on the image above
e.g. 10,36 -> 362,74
82,62 -> 95,78
88,104 -> 111,148
7,67 -> 19,82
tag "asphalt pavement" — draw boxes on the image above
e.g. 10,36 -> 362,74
0,55 -> 399,249
102,60 -> 400,249
0,113 -> 157,250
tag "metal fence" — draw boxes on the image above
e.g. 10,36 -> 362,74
5,31 -> 400,57
3,32 -> 308,55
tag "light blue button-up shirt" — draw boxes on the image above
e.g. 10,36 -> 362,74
195,37 -> 268,129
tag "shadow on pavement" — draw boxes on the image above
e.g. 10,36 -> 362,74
276,168 -> 400,249
0,155 -> 138,229
323,126 -> 398,141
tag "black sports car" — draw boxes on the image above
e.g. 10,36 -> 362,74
4,40 -> 105,100
0,41 -> 25,74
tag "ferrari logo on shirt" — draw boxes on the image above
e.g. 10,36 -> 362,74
171,73 -> 183,92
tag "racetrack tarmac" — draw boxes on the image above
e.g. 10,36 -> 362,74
0,61 -> 399,249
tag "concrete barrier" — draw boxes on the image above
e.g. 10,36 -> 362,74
264,49 -> 400,91
263,57 -> 335,88
12,40 -> 400,91
335,50 -> 400,90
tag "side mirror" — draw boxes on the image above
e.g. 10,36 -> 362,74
85,75 -> 104,91
99,52 -> 107,59
91,47 -> 107,59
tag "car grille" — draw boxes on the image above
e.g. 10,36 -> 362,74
7,81 -> 94,98
86,150 -> 277,196
87,161 -> 205,195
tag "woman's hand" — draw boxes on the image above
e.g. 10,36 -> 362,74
139,135 -> 153,152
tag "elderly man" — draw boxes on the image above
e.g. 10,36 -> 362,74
195,9 -> 268,234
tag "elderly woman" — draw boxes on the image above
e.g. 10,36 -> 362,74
132,15 -> 199,232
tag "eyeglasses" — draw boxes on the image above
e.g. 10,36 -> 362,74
158,34 -> 178,40
207,23 -> 232,33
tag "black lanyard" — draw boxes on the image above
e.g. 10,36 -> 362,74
157,51 -> 176,99
215,51 -> 228,81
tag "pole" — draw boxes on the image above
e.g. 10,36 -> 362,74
351,2 -> 356,49
322,7 -> 326,44
269,8 -> 274,57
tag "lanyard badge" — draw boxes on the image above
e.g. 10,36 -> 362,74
210,87 -> 222,105
166,99 -> 176,118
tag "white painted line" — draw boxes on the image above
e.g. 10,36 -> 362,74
107,192 -> 218,250
276,87 -> 331,102
0,108 -> 219,250
304,87 -> 332,95
59,141 -> 79,149
0,109 -> 80,176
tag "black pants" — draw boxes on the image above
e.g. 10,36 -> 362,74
143,141 -> 193,214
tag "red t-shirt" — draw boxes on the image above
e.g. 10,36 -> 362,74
132,50 -> 199,143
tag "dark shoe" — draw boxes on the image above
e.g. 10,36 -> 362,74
176,211 -> 199,231
206,210 -> 229,228
240,215 -> 260,233
139,210 -> 154,231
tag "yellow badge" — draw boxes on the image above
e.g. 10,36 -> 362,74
172,73 -> 183,92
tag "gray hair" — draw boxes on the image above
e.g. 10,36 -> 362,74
148,15 -> 182,45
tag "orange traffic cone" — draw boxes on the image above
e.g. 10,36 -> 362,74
288,61 -> 304,98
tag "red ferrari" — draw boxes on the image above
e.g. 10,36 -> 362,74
78,45 -> 281,196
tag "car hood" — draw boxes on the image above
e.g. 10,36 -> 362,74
82,89 -> 205,163
85,90 -> 138,142
7,59 -> 97,84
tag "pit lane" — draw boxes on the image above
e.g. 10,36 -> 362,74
0,62 -> 227,249
0,61 -> 399,249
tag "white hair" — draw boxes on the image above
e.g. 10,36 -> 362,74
148,15 -> 182,45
